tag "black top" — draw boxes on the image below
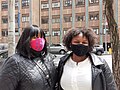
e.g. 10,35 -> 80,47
0,53 -> 57,90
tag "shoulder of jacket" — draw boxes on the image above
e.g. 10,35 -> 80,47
59,53 -> 71,64
90,53 -> 106,66
6,53 -> 27,64
1,54 -> 21,70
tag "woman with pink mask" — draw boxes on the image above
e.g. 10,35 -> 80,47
0,25 -> 57,90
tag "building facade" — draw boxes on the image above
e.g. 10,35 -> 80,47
0,0 -> 119,49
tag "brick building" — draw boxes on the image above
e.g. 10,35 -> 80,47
0,0 -> 119,50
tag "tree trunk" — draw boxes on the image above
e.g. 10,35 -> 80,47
105,0 -> 120,89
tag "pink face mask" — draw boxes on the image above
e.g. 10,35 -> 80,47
30,38 -> 45,51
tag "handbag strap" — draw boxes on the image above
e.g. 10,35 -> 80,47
33,58 -> 52,87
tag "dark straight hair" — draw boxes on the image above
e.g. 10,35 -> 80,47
15,25 -> 48,59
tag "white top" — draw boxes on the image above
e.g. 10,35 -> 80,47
60,57 -> 92,90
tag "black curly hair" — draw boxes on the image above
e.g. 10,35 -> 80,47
63,28 -> 97,52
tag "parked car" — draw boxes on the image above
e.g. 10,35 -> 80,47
92,44 -> 104,55
0,44 -> 8,50
47,44 -> 67,54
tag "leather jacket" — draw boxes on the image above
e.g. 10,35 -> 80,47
0,53 -> 57,90
57,53 -> 117,90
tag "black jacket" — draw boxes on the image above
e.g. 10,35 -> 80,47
57,53 -> 117,90
0,53 -> 57,90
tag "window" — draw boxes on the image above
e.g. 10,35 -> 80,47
41,18 -> 49,24
76,15 -> 85,21
52,15 -> 60,23
64,29 -> 68,35
89,0 -> 99,4
94,15 -> 98,20
52,2 -> 60,8
64,0 -> 72,7
52,31 -> 60,36
41,3 -> 49,9
89,15 -> 94,20
2,16 -> 8,24
103,28 -> 108,34
2,29 -> 8,37
64,15 -> 72,22
15,0 -> 18,9
1,1 -> 8,10
22,0 -> 29,8
76,0 -> 85,6
93,28 -> 99,34
44,30 -> 49,36
15,14 -> 18,23
22,14 -> 29,22
52,18 -> 60,23
15,28 -> 20,35
94,14 -> 99,20
89,12 -> 99,20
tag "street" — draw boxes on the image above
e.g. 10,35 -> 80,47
53,54 -> 112,72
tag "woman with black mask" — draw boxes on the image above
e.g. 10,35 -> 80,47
57,28 -> 117,90
0,25 -> 57,90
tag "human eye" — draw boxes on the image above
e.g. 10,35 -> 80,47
72,41 -> 80,44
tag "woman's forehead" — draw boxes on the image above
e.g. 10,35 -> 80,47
79,32 -> 83,37
32,31 -> 41,37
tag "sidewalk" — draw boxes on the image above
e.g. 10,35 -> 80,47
103,51 -> 111,55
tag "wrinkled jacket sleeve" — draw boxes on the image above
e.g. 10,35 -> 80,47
0,56 -> 20,90
102,60 -> 118,90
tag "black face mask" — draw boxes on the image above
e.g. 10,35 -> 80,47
71,44 -> 90,56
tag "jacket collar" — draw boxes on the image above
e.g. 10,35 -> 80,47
60,52 -> 104,66
89,53 -> 104,66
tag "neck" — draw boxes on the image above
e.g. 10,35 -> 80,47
71,53 -> 87,63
